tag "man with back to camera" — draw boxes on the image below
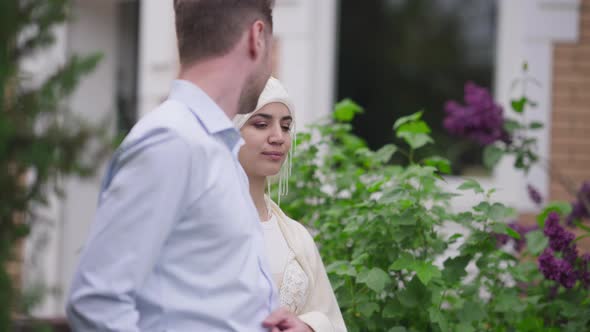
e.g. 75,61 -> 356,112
67,1 -> 313,331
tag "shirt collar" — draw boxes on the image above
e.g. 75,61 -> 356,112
169,79 -> 241,150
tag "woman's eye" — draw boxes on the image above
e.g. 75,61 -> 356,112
281,126 -> 291,132
254,122 -> 268,129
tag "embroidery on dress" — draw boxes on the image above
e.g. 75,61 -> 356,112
279,250 -> 309,314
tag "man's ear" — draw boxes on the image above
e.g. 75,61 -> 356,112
248,20 -> 268,60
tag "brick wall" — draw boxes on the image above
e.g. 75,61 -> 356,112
551,0 -> 590,201
550,0 -> 590,249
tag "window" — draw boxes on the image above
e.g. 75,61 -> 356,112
336,0 -> 497,174
116,0 -> 140,135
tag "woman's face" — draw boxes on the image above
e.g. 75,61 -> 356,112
239,102 -> 293,179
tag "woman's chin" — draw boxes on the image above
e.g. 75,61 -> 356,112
260,167 -> 282,178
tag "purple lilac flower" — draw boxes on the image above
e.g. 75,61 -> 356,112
559,262 -> 578,288
539,248 -> 559,280
563,245 -> 579,265
566,181 -> 590,226
538,248 -> 577,289
495,232 -> 510,247
579,254 -> 590,288
543,212 -> 575,252
443,82 -> 510,146
527,184 -> 543,205
538,212 -> 590,289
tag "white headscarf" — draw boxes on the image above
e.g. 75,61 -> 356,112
233,77 -> 296,204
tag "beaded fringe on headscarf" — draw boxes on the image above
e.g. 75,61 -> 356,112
268,132 -> 296,206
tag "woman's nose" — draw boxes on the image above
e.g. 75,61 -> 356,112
268,125 -> 285,144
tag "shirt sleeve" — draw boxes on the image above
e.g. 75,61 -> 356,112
298,227 -> 348,332
66,129 -> 194,332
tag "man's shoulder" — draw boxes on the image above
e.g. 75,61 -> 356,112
127,100 -> 213,148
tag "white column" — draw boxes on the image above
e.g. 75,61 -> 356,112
311,0 -> 339,126
59,0 -> 118,316
137,0 -> 178,118
490,0 -> 581,212
273,0 -> 338,129
21,24 -> 69,317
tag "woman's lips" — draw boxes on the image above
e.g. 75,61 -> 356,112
261,151 -> 284,161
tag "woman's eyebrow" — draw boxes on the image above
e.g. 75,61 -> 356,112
251,113 -> 293,121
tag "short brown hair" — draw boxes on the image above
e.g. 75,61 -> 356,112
174,0 -> 274,65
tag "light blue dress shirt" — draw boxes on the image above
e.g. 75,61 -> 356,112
67,80 -> 278,331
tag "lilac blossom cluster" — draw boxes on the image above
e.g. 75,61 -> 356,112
443,82 -> 510,146
566,181 -> 590,226
538,212 -> 590,289
527,184 -> 543,205
495,222 -> 537,252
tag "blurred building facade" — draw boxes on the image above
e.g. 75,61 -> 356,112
22,0 -> 588,318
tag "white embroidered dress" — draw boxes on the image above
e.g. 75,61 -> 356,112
261,199 -> 348,332
261,214 -> 309,313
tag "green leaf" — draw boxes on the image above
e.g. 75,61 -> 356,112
330,278 -> 345,291
393,112 -> 433,150
13,223 -> 31,238
326,261 -> 357,277
447,233 -> 464,244
442,255 -> 471,283
398,199 -> 414,210
511,97 -> 527,113
511,261 -> 537,282
397,131 -> 433,150
504,119 -> 523,133
487,188 -> 497,197
458,301 -> 486,323
424,156 -> 452,174
396,121 -> 431,135
357,302 -> 380,318
483,145 -> 504,169
473,202 -> 491,214
525,230 -> 548,255
493,290 -> 525,313
388,327 -> 407,332
506,226 -> 521,240
356,268 -> 370,282
382,300 -> 404,319
296,132 -> 312,144
491,223 -> 520,240
390,254 -> 415,271
529,121 -> 544,129
537,201 -> 572,228
398,277 -> 432,308
393,111 -> 423,129
333,98 -> 363,122
363,267 -> 391,293
489,202 -> 515,221
457,179 -> 484,194
456,323 -> 476,332
414,261 -> 441,285
428,307 -> 449,331
375,144 -> 397,164
553,300 -> 581,318
456,212 -> 474,223
351,252 -> 370,266
516,317 -> 544,331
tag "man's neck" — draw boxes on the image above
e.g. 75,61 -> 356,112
178,59 -> 246,120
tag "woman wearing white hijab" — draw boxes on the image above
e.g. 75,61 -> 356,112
234,77 -> 347,332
